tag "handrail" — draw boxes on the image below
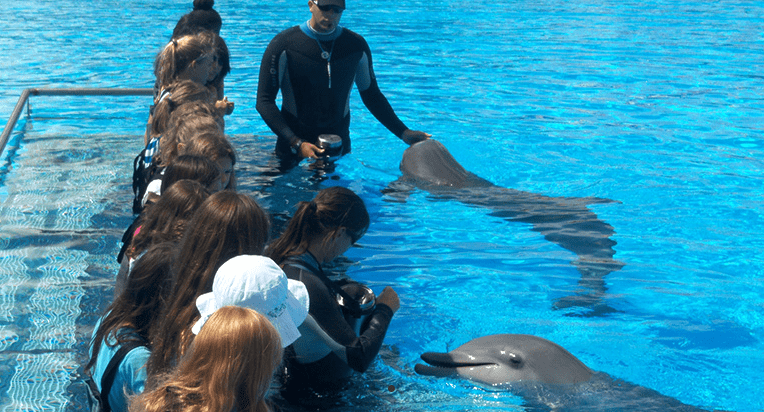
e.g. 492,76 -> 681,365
1,87 -> 153,156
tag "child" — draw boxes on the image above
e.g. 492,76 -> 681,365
171,0 -> 231,108
267,186 -> 400,389
145,191 -> 271,380
118,179 -> 210,271
158,102 -> 222,170
154,31 -> 233,114
178,131 -> 236,190
191,255 -> 309,346
118,177 -> 212,265
144,79 -> 215,146
133,81 -> 220,213
87,242 -> 176,412
160,155 -> 224,195
130,306 -> 282,412
137,103 -> 224,209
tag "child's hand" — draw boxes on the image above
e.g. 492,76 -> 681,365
215,97 -> 235,116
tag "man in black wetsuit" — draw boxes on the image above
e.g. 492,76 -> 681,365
256,0 -> 430,163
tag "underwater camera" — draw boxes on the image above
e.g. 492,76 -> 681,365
318,134 -> 344,161
336,281 -> 376,334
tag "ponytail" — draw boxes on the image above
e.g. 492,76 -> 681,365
266,187 -> 370,265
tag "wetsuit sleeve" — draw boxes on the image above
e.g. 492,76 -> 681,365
355,47 -> 408,138
284,265 -> 395,373
256,32 -> 300,146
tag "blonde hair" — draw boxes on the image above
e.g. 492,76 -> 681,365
131,306 -> 282,412
154,32 -> 216,91
151,80 -> 215,138
158,103 -> 221,168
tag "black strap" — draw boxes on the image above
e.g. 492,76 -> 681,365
99,340 -> 146,412
286,254 -> 362,314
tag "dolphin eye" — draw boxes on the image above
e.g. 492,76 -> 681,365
508,352 -> 522,367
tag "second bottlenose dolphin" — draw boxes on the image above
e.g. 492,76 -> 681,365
387,139 -> 624,316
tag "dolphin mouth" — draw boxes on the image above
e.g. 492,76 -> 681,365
415,352 -> 497,377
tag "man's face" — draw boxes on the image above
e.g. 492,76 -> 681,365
309,0 -> 344,33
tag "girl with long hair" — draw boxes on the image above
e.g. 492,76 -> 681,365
116,179 -> 211,294
153,32 -> 217,94
171,0 -> 231,107
87,242 -> 176,412
146,79 -> 215,146
267,186 -> 400,390
178,131 -> 236,190
130,306 -> 283,412
145,191 -> 270,379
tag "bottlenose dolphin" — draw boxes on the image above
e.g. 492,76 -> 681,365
415,334 -> 712,411
387,139 -> 624,316
415,334 -> 593,385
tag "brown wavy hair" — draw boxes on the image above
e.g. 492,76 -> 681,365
178,131 -> 237,190
158,103 -> 221,168
150,80 -> 214,139
126,180 -> 210,260
131,306 -> 282,412
86,242 -> 176,374
145,191 -> 271,380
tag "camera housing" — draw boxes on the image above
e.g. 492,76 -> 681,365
317,134 -> 344,161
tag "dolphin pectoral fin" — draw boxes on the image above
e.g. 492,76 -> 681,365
381,178 -> 415,203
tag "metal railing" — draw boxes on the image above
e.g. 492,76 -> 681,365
1,87 -> 153,155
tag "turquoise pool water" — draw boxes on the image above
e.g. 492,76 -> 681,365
1,0 -> 763,411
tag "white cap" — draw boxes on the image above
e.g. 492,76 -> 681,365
192,255 -> 309,347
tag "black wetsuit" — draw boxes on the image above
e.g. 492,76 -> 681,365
256,21 -> 408,161
280,252 -> 394,389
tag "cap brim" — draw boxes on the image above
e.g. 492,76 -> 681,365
191,292 -> 217,335
268,280 -> 309,347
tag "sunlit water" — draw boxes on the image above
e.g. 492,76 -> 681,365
1,0 -> 762,411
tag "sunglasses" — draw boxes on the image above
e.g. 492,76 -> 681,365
312,0 -> 344,13
349,227 -> 366,245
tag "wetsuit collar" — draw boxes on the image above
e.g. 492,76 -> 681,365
301,20 -> 343,42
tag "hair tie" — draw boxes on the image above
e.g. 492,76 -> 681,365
157,89 -> 172,105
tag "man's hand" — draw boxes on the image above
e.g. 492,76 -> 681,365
299,141 -> 325,159
400,129 -> 432,145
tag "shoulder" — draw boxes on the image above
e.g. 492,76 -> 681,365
119,345 -> 150,393
339,28 -> 370,48
270,25 -> 304,44
340,27 -> 365,42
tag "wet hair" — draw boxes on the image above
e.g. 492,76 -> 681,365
151,80 -> 215,138
158,103 -> 221,168
161,155 -> 222,193
154,32 -> 216,92
130,306 -> 282,412
86,242 -> 176,374
146,191 -> 271,379
127,180 -> 211,260
268,186 -> 370,265
172,0 -> 223,38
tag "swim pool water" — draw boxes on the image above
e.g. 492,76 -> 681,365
1,0 -> 762,411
